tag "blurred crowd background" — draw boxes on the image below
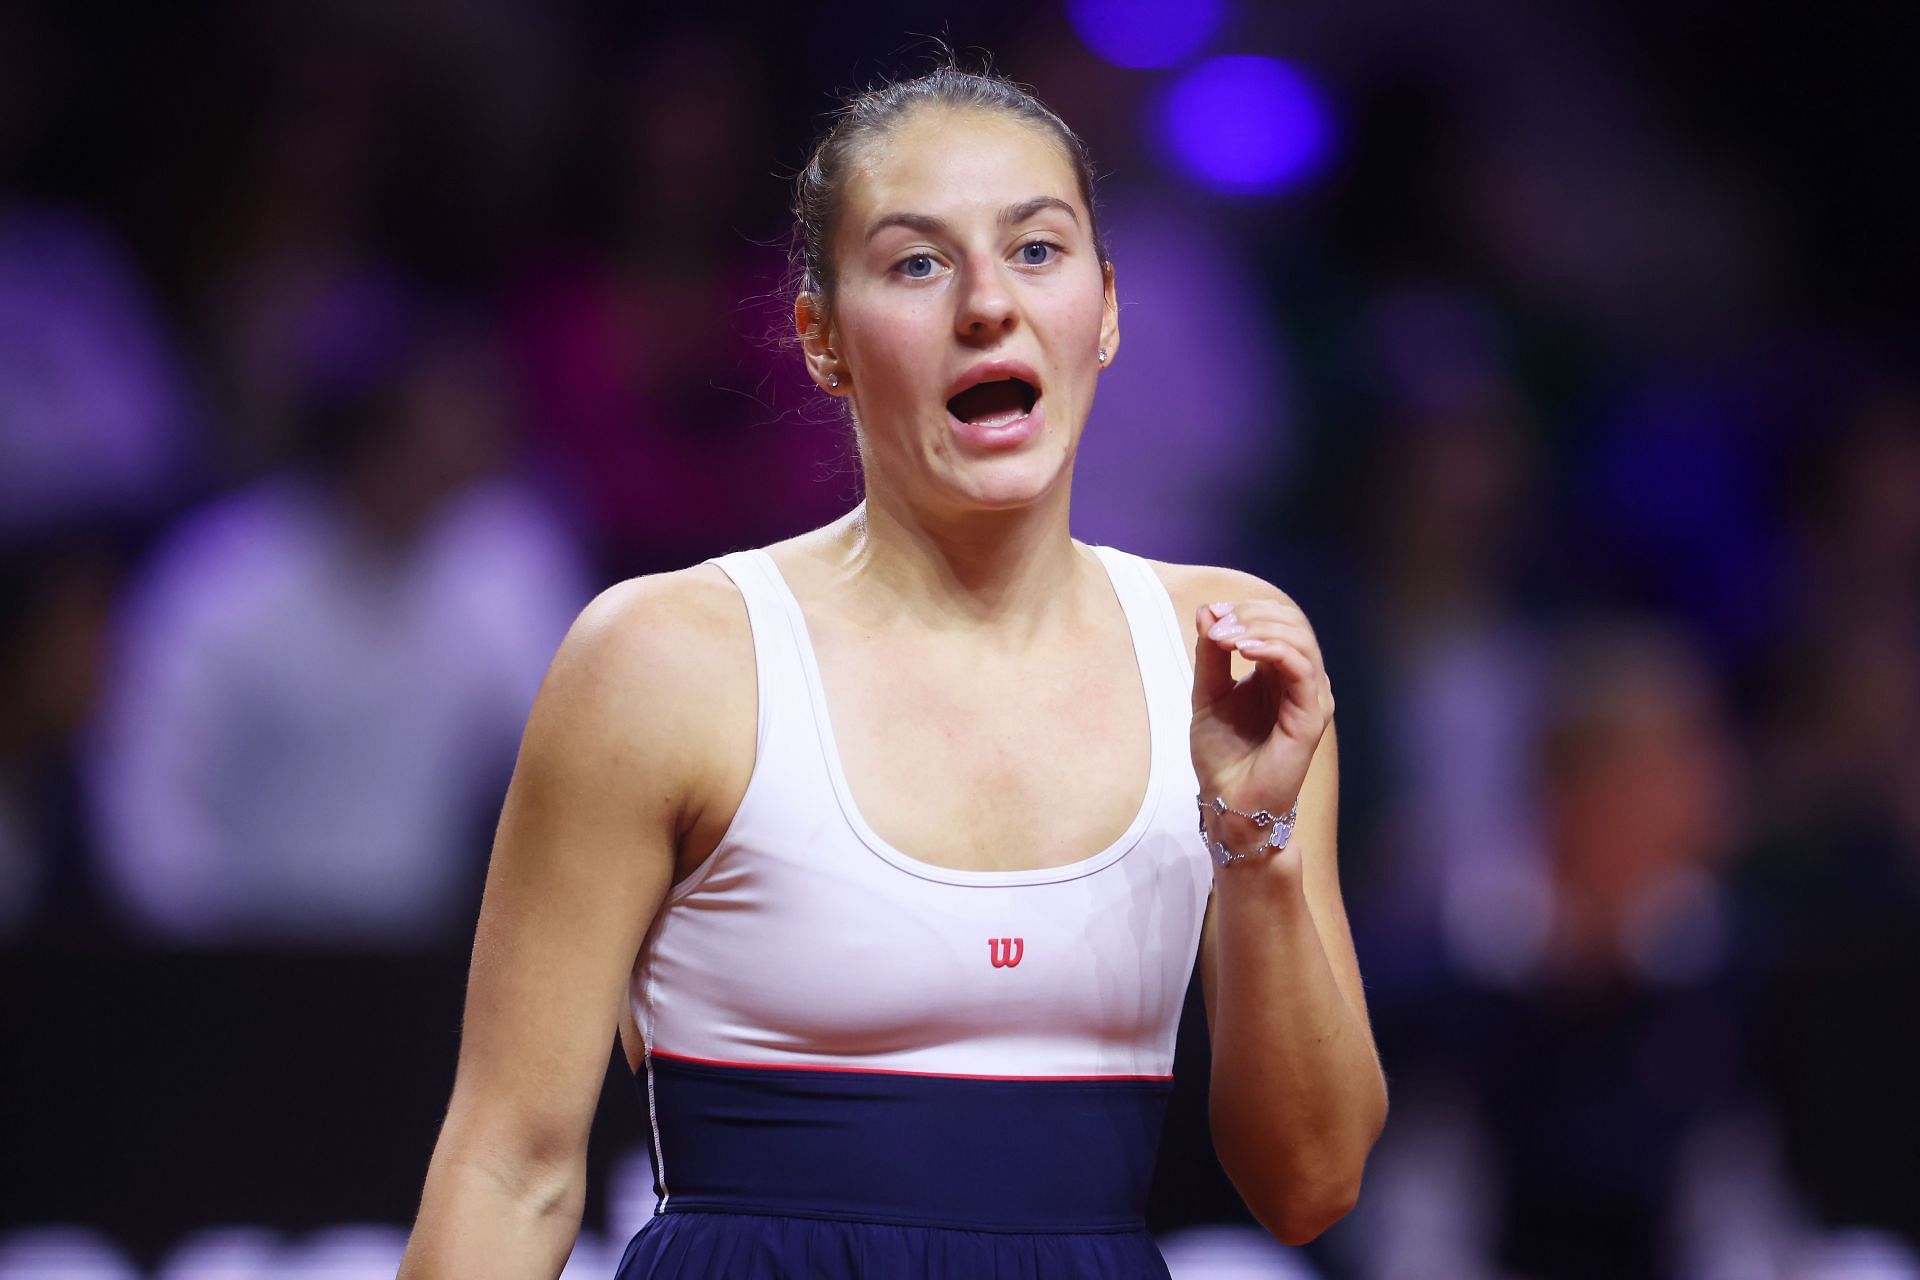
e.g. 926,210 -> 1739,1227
2,1 -> 1917,1278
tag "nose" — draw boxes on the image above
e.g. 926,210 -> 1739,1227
952,257 -> 1016,342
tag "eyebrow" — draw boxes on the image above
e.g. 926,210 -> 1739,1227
864,196 -> 1080,243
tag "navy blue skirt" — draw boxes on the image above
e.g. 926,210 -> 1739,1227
616,1053 -> 1176,1279
613,1211 -> 1169,1279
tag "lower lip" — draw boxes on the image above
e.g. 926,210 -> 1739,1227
947,396 -> 1044,451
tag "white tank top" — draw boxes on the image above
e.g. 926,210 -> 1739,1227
632,544 -> 1212,1082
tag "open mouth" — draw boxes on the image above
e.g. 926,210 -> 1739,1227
946,377 -> 1039,429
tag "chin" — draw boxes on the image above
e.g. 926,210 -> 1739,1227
937,455 -> 1072,513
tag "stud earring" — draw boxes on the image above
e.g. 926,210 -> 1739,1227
1098,348 -> 1108,364
828,372 -> 840,388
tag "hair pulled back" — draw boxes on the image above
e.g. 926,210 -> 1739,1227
792,60 -> 1108,317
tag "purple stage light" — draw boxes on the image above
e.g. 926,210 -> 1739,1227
1160,55 -> 1334,195
1067,0 -> 1225,70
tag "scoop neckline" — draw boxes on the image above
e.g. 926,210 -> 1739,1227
748,543 -> 1163,887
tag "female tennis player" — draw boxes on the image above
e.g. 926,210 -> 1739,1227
399,63 -> 1387,1280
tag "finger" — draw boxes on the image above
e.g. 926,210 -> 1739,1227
1224,617 -> 1318,651
1210,597 -> 1313,632
1193,603 -> 1236,708
1225,621 -> 1323,671
1232,635 -> 1316,687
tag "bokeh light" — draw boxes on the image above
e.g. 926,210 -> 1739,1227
1159,55 -> 1335,195
1067,0 -> 1225,70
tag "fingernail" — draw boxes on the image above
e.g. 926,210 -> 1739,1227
1209,601 -> 1234,614
1208,620 -> 1245,640
1235,638 -> 1264,653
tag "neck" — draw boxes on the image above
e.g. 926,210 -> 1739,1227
821,483 -> 1091,645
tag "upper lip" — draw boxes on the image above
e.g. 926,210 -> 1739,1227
945,358 -> 1043,404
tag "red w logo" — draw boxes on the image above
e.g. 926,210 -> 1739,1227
988,937 -> 1025,969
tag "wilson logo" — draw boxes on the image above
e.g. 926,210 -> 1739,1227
988,937 -> 1025,969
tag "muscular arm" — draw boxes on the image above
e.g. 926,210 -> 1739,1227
1165,565 -> 1388,1245
398,572 -> 719,1279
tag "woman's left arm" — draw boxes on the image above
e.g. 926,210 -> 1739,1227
1179,570 -> 1389,1245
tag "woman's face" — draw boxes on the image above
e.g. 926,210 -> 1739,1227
804,106 -> 1119,518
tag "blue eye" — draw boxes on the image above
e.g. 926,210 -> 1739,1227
899,253 -> 936,279
1019,241 -> 1056,265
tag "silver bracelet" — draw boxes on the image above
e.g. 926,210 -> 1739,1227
1196,795 -> 1299,866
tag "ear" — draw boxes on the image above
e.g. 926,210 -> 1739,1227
1098,260 -> 1120,370
795,291 -> 848,395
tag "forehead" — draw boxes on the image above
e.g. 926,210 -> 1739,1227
841,106 -> 1083,231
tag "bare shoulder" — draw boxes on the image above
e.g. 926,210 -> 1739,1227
528,562 -> 751,803
1139,557 -> 1302,624
555,563 -> 747,695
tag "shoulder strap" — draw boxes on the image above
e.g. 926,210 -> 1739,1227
1091,545 -> 1193,677
702,550 -> 818,781
1090,545 -> 1198,789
